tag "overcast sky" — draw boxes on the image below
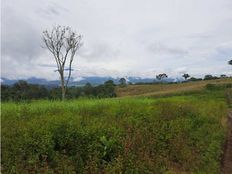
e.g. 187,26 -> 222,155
2,0 -> 232,80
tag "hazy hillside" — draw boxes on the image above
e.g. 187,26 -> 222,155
1,76 -> 183,86
116,78 -> 232,97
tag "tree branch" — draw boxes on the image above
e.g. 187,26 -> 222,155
42,25 -> 82,100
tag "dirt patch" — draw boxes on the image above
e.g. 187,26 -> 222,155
221,110 -> 232,174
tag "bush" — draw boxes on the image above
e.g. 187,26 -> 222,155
188,77 -> 202,81
204,75 -> 219,80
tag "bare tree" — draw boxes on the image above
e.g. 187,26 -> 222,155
42,25 -> 82,100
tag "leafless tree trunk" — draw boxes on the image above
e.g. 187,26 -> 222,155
42,25 -> 82,100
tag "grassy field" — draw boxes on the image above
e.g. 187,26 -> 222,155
116,78 -> 232,97
2,83 -> 231,173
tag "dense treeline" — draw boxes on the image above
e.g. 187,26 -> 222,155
1,75 -> 230,101
1,80 -> 116,101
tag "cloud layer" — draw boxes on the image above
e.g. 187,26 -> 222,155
2,0 -> 232,79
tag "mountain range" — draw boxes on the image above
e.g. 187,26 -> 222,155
1,76 -> 183,86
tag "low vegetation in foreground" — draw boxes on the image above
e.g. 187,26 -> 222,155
1,87 -> 230,173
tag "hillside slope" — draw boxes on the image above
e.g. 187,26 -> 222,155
116,78 -> 232,97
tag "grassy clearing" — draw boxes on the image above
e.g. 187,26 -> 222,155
116,78 -> 232,97
1,89 -> 228,173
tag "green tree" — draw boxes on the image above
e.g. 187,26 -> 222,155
102,80 -> 116,97
182,73 -> 190,80
204,74 -> 219,80
156,73 -> 168,81
119,78 -> 126,87
83,83 -> 94,96
228,60 -> 232,65
229,60 -> 232,75
12,80 -> 30,100
1,85 -> 11,101
104,80 -> 115,86
220,74 -> 227,78
188,77 -> 202,81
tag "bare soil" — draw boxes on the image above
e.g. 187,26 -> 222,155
221,110 -> 232,174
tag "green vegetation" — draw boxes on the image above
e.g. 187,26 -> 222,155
1,87 -> 229,173
119,78 -> 127,87
1,80 -> 116,101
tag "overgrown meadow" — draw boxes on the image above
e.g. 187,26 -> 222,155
1,89 -> 229,173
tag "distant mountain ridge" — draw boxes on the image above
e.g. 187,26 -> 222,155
1,76 -> 183,86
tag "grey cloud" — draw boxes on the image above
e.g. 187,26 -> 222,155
2,8 -> 43,62
2,0 -> 232,79
79,43 -> 120,60
71,66 -> 122,78
35,2 -> 69,18
38,64 -> 57,68
215,43 -> 232,58
185,33 -> 212,39
42,7 -> 60,16
148,43 -> 188,56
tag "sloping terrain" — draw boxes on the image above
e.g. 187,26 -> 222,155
221,88 -> 232,174
221,110 -> 232,174
116,78 -> 232,97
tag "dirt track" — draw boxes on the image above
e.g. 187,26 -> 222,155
221,111 -> 232,174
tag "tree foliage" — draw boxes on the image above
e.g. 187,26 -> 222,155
156,73 -> 168,81
228,60 -> 232,65
182,73 -> 190,80
1,80 -> 117,101
119,78 -> 127,87
204,75 -> 219,80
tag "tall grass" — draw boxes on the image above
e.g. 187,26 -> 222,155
1,91 -> 227,173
